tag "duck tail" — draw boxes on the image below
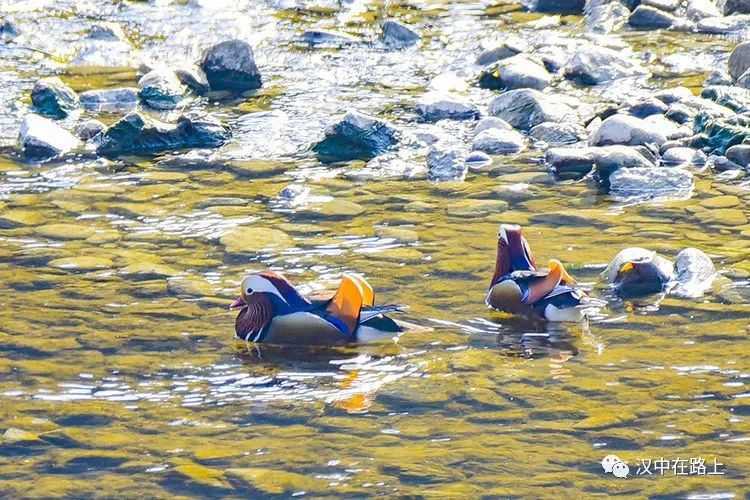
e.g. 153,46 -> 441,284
359,304 -> 407,323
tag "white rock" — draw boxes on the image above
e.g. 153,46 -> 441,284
19,115 -> 80,160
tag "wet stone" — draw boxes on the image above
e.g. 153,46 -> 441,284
472,128 -> 526,154
416,93 -> 480,122
427,145 -> 467,181
564,46 -> 649,84
313,111 -> 399,162
590,114 -> 667,147
488,89 -> 574,131
476,41 -> 525,66
75,120 -> 105,141
200,39 -> 262,92
530,121 -> 586,146
628,5 -> 678,28
382,20 -> 420,48
726,144 -> 750,167
661,147 -> 706,165
31,78 -> 79,119
608,166 -> 694,200
138,69 -> 187,110
300,29 -> 358,47
18,115 -> 80,161
175,65 -> 210,95
97,112 -> 230,157
687,0 -> 721,18
478,56 -> 551,91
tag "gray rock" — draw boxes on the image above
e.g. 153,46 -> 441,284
88,22 -> 127,41
382,20 -> 420,48
627,98 -> 668,118
96,112 -> 230,157
313,111 -> 399,162
175,65 -> 210,95
546,147 -> 597,179
138,69 -> 186,110
665,104 -> 692,124
300,29 -> 358,46
592,145 -> 656,182
565,46 -> 649,84
200,39 -> 262,92
726,144 -> 750,166
608,166 -> 694,200
672,248 -> 716,298
686,0 -> 722,19
427,145 -> 467,181
79,87 -> 138,112
629,5 -> 677,28
75,119 -> 106,141
465,151 -> 492,169
697,14 -> 750,34
0,19 -> 19,42
590,114 -> 668,146
729,42 -> 750,81
643,114 -> 691,140
736,69 -> 750,89
530,121 -> 586,145
474,117 -> 514,135
478,56 -> 551,91
653,86 -> 694,104
705,69 -> 734,86
643,0 -> 680,10
585,0 -> 630,34
720,0 -> 750,14
488,89 -> 574,131
18,114 -> 80,160
709,154 -> 744,171
535,45 -> 569,72
476,41 -> 525,66
416,93 -> 480,121
662,147 -> 707,165
702,85 -> 750,112
31,77 -> 79,119
472,128 -> 526,154
529,0 -> 585,14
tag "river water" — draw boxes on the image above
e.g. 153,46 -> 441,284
0,0 -> 749,497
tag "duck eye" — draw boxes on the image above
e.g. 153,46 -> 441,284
246,288 -> 254,294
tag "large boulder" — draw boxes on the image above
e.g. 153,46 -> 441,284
488,89 -> 574,131
590,114 -> 668,146
96,112 -> 230,157
312,111 -> 399,162
729,41 -> 750,81
31,77 -> 79,119
478,56 -> 551,91
18,114 -> 80,160
200,39 -> 262,92
138,69 -> 187,110
564,46 -> 649,84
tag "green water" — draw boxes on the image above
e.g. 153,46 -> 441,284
0,0 -> 749,497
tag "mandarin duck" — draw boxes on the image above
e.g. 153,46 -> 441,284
230,271 -> 406,345
486,224 -> 588,322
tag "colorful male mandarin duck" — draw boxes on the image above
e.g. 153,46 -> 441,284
486,224 -> 587,322
230,271 -> 405,345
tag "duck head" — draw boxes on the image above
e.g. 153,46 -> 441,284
230,272 -> 310,341
490,224 -> 537,287
604,248 -> 674,298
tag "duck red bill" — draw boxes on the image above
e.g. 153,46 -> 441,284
229,296 -> 247,310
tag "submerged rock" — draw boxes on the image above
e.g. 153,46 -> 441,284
608,166 -> 694,200
590,114 -> 667,146
565,46 -> 648,84
31,77 -> 79,119
427,145 -> 467,181
478,56 -> 551,91
96,112 -> 230,157
382,20 -> 420,48
472,128 -> 526,154
488,89 -> 574,131
19,114 -> 79,160
672,248 -> 716,298
138,69 -> 187,110
313,111 -> 399,162
200,39 -> 262,92
79,87 -> 138,113
416,93 -> 480,121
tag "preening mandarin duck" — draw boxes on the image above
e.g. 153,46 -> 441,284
602,247 -> 673,298
486,224 -> 588,322
230,271 -> 406,345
